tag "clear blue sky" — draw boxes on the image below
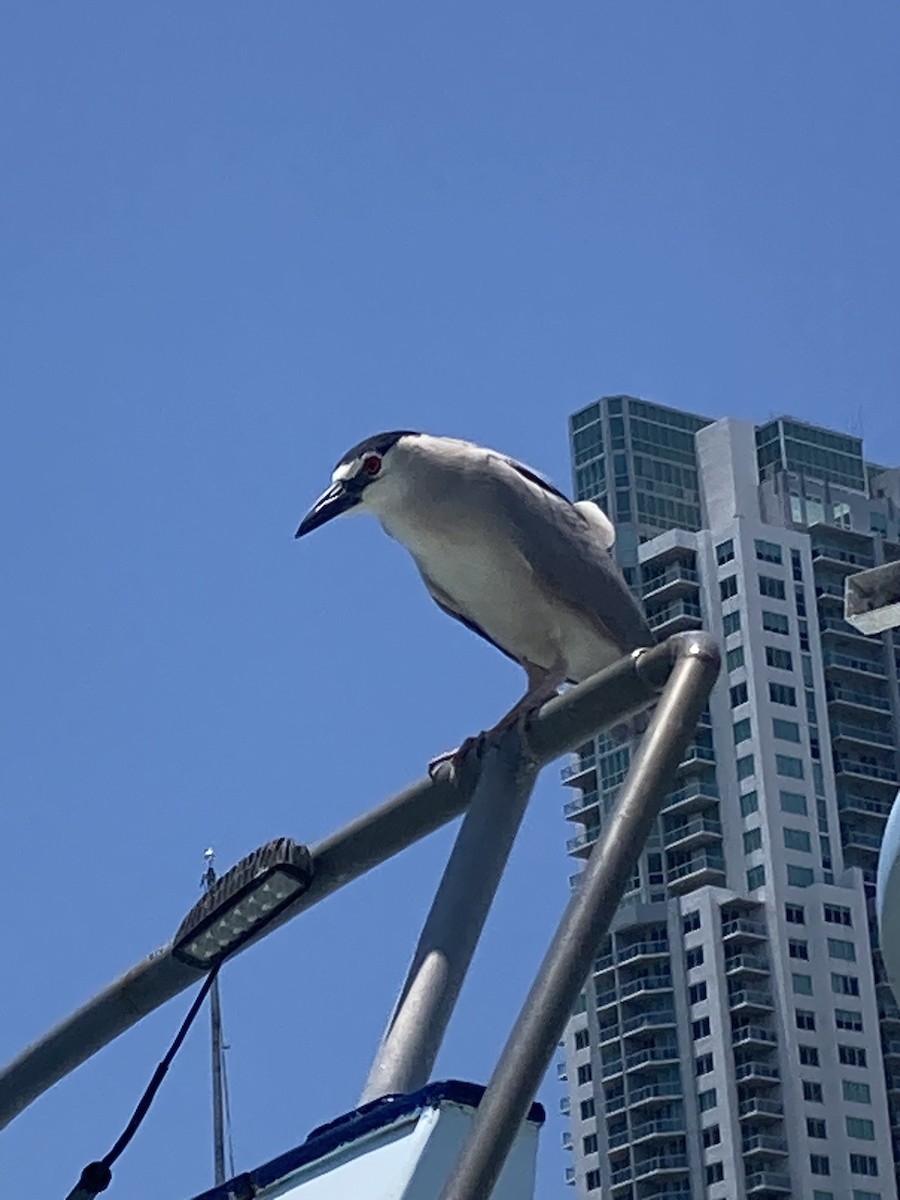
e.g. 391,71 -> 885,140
2,4 -> 898,1197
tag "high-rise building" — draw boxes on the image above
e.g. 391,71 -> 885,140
559,397 -> 900,1200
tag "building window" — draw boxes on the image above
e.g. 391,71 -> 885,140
832,973 -> 860,996
743,828 -> 762,854
683,909 -> 701,934
788,864 -> 815,887
579,1098 -> 595,1119
574,1028 -> 590,1050
740,790 -> 759,816
698,1087 -> 717,1112
776,754 -> 804,779
766,645 -> 794,670
696,1052 -> 714,1076
835,1009 -> 863,1032
803,1080 -> 824,1102
762,610 -> 790,634
812,1193 -> 835,1200
690,981 -> 708,1004
716,539 -> 735,565
730,681 -> 749,707
789,939 -> 809,960
791,548 -> 803,579
756,539 -> 783,564
576,1063 -> 592,1085
726,645 -> 745,672
747,864 -> 766,890
843,1080 -> 871,1103
759,574 -> 787,600
585,1168 -> 601,1191
839,1044 -> 868,1068
784,827 -> 812,853
774,718 -> 801,742
693,1016 -> 711,1039
780,790 -> 808,815
824,904 -> 852,927
769,681 -> 797,706
800,1044 -> 820,1066
793,973 -> 813,995
786,903 -> 805,924
733,718 -> 752,744
723,609 -> 741,636
702,1123 -> 721,1147
582,1133 -> 598,1155
852,1190 -> 882,1200
828,938 -> 856,962
686,946 -> 704,969
737,753 -> 755,781
807,1117 -> 827,1138
810,1154 -> 831,1176
796,1008 -> 816,1031
849,1155 -> 879,1176
720,575 -> 738,601
706,1161 -> 725,1185
846,1117 -> 875,1141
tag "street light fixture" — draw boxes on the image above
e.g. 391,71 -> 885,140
173,838 -> 313,969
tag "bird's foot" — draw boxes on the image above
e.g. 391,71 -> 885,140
428,732 -> 490,784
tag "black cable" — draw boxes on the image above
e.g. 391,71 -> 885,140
65,965 -> 221,1200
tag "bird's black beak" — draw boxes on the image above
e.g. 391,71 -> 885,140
295,481 -> 360,538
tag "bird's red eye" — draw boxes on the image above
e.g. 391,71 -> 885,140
362,455 -> 382,476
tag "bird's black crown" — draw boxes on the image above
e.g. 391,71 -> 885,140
334,430 -> 421,471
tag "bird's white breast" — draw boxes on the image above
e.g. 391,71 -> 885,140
375,499 -> 620,681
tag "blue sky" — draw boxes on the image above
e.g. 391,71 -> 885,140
2,4 -> 898,1197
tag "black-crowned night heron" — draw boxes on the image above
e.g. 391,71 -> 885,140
296,431 -> 654,773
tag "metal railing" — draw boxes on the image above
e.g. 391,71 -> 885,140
0,631 -> 721,1200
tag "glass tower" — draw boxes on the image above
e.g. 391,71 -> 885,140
559,398 -> 900,1200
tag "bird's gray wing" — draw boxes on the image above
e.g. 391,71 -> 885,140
419,571 -> 521,666
491,460 -> 655,654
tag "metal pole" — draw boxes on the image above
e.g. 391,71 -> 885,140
209,974 -> 226,1186
360,727 -> 538,1104
0,635 -> 692,1130
203,853 -> 227,1187
438,635 -> 720,1200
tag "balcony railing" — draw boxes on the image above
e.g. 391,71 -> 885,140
839,793 -> 893,818
835,758 -> 898,784
628,1081 -> 683,1105
745,1170 -> 791,1193
728,988 -> 775,1010
624,1044 -> 680,1071
631,1117 -> 686,1142
560,755 -> 596,783
827,683 -> 891,712
734,1061 -> 780,1082
619,976 -> 674,1000
738,1097 -> 784,1120
621,1010 -> 677,1037
724,954 -> 771,975
823,650 -> 887,677
633,1153 -> 689,1178
742,1134 -> 788,1155
666,851 -> 726,884
663,816 -> 723,848
641,565 -> 700,599
731,1025 -> 778,1047
722,918 -> 768,939
831,721 -> 895,747
616,939 -> 670,965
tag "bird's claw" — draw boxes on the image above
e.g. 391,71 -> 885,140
428,731 -> 488,783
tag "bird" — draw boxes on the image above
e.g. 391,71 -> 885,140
295,431 -> 654,775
